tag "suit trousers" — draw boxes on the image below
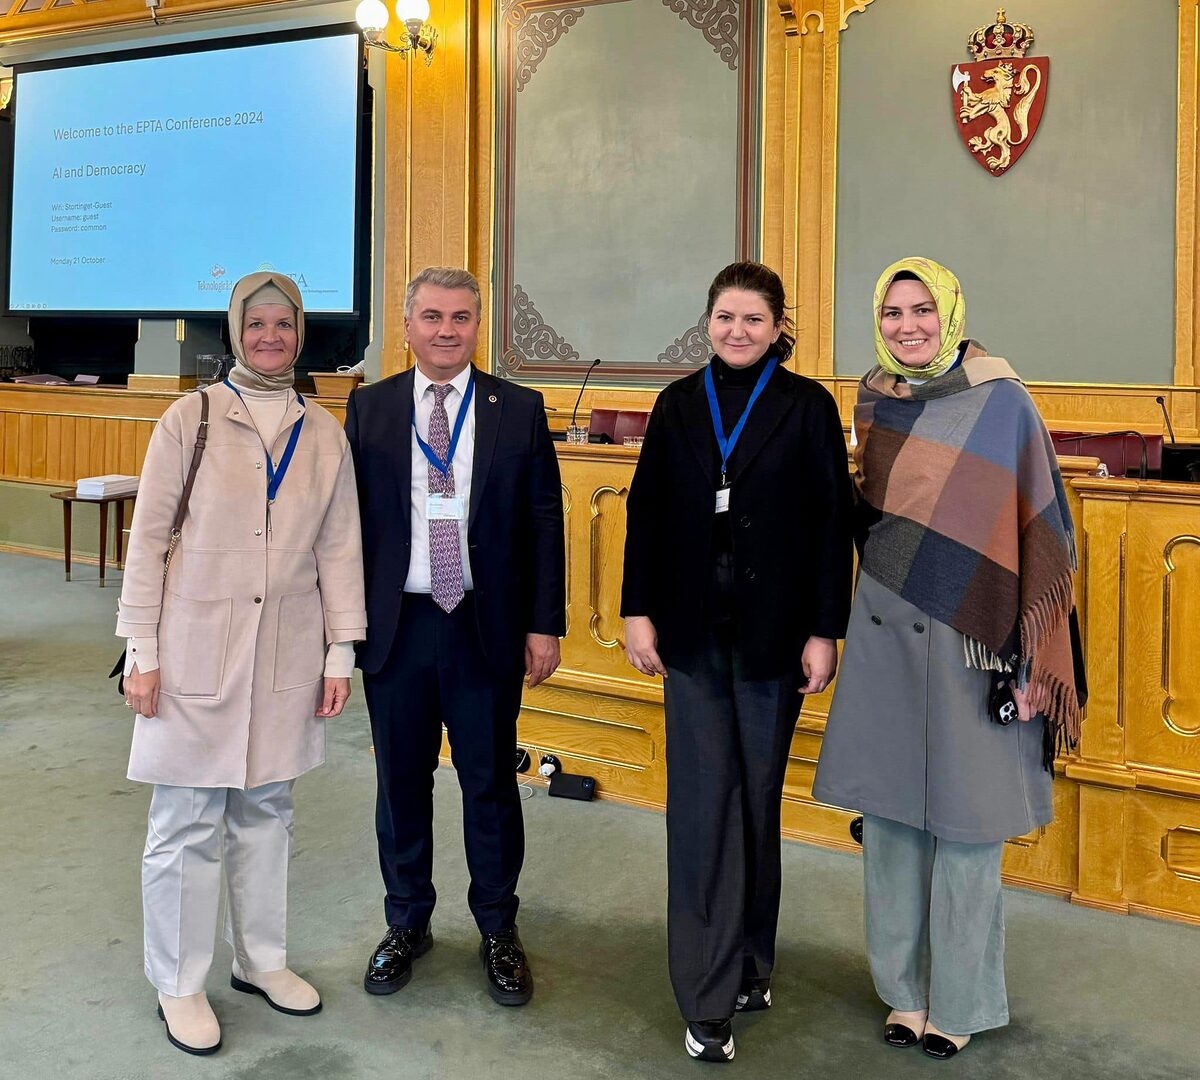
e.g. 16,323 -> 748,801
662,617 -> 803,1021
363,592 -> 525,934
142,781 -> 295,997
862,813 -> 1009,1035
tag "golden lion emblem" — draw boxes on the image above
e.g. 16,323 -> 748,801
958,61 -> 1043,173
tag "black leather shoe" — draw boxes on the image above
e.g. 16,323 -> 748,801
479,927 -> 533,1006
883,1022 -> 920,1047
685,1019 -> 735,1062
735,977 -> 771,1012
363,925 -> 432,995
922,1032 -> 968,1059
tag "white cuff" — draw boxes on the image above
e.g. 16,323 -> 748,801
125,637 -> 159,675
323,640 -> 356,679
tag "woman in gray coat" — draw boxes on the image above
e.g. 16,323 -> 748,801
813,257 -> 1083,1059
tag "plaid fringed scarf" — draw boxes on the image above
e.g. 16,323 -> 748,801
854,347 -> 1082,755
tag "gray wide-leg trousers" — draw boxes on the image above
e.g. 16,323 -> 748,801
142,781 -> 295,997
862,813 -> 1009,1035
662,625 -> 802,1022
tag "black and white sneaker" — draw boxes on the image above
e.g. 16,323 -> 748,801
685,1019 -> 735,1062
736,978 -> 771,1012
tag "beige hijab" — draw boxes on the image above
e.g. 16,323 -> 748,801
227,271 -> 305,391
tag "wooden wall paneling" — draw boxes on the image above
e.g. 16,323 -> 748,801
381,46 -> 412,378
760,0 -> 787,276
1073,784 -> 1131,915
60,417 -> 77,483
781,726 -> 859,851
1125,789 -> 1200,925
1125,499 -> 1200,776
30,414 -> 46,480
470,0 -> 494,369
17,412 -> 32,477
1001,776 -> 1079,898
381,0 -> 474,378
507,444 -> 668,810
44,415 -> 61,484
1074,481 -> 1132,766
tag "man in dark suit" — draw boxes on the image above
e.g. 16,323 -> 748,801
345,266 -> 565,1006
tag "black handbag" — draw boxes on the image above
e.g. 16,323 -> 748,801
110,389 -> 210,698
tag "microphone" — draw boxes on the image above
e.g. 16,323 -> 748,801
1066,431 -> 1148,479
571,358 -> 602,428
1156,395 -> 1177,444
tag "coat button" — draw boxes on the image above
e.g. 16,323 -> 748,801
913,622 -> 925,633
254,529 -> 262,536
254,596 -> 263,604
870,615 -> 882,625
739,515 -> 751,528
745,568 -> 756,580
256,462 -> 263,470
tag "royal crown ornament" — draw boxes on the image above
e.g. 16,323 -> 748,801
966,8 -> 1034,62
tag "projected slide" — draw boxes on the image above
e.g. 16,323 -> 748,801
9,32 -> 360,314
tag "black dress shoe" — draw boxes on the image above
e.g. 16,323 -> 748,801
479,927 -> 533,1006
685,1019 -> 735,1062
883,1022 -> 920,1047
735,977 -> 771,1012
922,1032 -> 966,1059
363,925 -> 432,995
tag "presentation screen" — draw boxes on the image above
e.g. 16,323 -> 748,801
8,29 -> 362,316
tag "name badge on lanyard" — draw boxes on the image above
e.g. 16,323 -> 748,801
704,357 -> 777,514
427,493 -> 465,520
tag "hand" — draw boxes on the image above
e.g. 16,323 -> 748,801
1011,682 -> 1045,723
525,633 -> 561,688
125,664 -> 161,718
625,616 -> 667,678
798,636 -> 838,695
316,677 -> 352,718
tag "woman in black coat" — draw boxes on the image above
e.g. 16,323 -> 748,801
621,261 -> 853,1063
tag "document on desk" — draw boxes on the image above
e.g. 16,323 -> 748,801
76,474 -> 138,498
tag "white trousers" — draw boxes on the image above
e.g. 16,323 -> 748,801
142,781 -> 295,997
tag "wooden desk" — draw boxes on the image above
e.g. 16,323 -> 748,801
49,489 -> 135,586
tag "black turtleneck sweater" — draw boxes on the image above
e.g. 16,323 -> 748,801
711,351 -> 773,441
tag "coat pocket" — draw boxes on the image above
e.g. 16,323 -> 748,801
273,588 -> 326,691
158,593 -> 232,698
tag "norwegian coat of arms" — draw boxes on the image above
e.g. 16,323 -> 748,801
951,9 -> 1048,176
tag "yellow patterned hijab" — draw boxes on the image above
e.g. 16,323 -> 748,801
873,257 -> 966,379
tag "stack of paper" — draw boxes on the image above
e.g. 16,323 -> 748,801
75,474 -> 139,498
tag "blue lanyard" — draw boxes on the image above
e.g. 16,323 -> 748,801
224,379 -> 306,503
704,357 -> 778,484
412,374 -> 475,477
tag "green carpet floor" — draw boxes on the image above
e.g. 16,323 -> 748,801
1,551 -> 1197,1079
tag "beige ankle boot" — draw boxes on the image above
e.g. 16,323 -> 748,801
231,959 -> 322,1015
157,991 -> 221,1055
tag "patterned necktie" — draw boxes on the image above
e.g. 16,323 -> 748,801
427,382 -> 465,613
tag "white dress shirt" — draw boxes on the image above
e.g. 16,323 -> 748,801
404,363 -> 476,593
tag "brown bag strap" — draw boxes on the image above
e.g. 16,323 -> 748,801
163,388 -> 210,578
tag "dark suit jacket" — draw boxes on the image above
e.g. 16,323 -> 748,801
620,363 -> 853,679
345,366 -> 566,677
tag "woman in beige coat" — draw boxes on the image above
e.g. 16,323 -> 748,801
118,271 -> 366,1056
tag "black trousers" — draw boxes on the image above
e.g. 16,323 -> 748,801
363,592 -> 525,934
663,615 -> 804,1021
